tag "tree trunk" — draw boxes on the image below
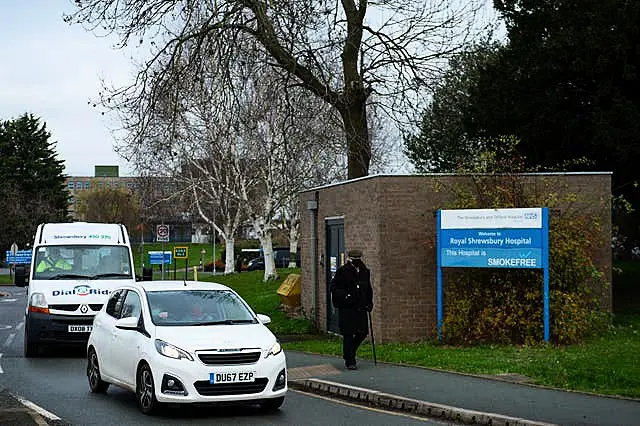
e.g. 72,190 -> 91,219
340,95 -> 371,179
288,212 -> 300,268
223,236 -> 235,274
258,232 -> 277,281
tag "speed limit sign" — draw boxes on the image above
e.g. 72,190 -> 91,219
156,224 -> 170,242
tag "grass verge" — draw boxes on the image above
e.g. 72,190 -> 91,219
202,267 -> 640,399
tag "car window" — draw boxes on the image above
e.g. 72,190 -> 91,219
146,290 -> 256,326
120,290 -> 142,319
105,289 -> 127,319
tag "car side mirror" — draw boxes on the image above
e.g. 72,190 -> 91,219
115,316 -> 139,330
256,314 -> 271,325
14,265 -> 27,287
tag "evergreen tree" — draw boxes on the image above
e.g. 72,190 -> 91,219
0,114 -> 69,254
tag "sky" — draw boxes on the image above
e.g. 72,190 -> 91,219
1,0 -> 136,176
1,1 -> 503,179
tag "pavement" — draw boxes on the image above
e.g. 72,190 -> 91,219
2,349 -> 639,426
2,275 -> 639,425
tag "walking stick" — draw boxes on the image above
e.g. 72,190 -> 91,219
368,311 -> 377,365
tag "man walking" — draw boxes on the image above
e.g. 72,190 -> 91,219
330,249 -> 374,370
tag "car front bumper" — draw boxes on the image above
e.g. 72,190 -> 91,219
150,350 -> 287,404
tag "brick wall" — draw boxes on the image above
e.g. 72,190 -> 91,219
300,173 -> 612,343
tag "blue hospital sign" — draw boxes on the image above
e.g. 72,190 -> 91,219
436,207 -> 550,341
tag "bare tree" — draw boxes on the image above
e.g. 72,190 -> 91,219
68,0 -> 487,179
113,37 -> 345,279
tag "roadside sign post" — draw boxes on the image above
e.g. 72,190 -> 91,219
436,207 -> 550,342
174,246 -> 189,280
10,242 -> 18,279
156,224 -> 170,280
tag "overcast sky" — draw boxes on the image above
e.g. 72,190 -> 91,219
1,0 -> 135,177
1,1 -> 502,179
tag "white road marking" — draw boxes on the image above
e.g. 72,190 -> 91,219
15,321 -> 24,331
4,332 -> 15,347
0,353 -> 3,373
0,325 -> 12,330
1,298 -> 17,302
14,394 -> 61,421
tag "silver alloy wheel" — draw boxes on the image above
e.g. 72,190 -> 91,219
137,365 -> 155,412
87,349 -> 109,393
88,352 -> 100,387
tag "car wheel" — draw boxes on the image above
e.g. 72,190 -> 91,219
87,348 -> 109,393
136,363 -> 159,415
23,325 -> 39,358
260,396 -> 285,411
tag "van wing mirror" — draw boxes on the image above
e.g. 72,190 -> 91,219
14,265 -> 27,287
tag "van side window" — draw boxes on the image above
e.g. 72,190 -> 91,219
105,290 -> 127,318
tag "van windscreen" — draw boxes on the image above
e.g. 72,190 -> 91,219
33,245 -> 132,280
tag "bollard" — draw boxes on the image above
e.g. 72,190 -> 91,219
193,266 -> 198,281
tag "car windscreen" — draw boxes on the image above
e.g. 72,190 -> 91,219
32,245 -> 133,280
146,290 -> 258,326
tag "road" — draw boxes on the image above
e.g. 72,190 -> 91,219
0,287 -> 443,425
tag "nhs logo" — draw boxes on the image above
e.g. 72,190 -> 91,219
524,212 -> 538,220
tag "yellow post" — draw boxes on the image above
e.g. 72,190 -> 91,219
193,266 -> 198,281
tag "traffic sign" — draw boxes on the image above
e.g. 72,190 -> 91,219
148,251 -> 172,265
156,224 -> 170,242
6,250 -> 32,264
174,246 -> 188,259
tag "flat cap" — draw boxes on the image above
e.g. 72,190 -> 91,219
347,249 -> 363,259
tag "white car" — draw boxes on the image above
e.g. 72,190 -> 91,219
86,280 -> 287,414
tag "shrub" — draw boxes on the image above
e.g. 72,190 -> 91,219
438,137 -> 610,345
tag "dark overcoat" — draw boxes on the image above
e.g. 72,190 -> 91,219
329,261 -> 374,335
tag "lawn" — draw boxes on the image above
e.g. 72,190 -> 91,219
201,262 -> 640,400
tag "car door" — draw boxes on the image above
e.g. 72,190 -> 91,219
110,289 -> 144,387
95,289 -> 126,379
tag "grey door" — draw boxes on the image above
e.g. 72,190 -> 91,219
325,218 -> 344,333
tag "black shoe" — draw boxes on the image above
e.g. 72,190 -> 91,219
346,363 -> 358,370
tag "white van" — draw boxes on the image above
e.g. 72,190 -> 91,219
15,222 -> 136,357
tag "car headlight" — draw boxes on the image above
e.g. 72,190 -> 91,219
155,339 -> 193,361
265,341 -> 282,358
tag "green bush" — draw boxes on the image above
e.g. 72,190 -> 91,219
439,137 -> 610,345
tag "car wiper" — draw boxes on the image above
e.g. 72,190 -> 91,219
91,273 -> 132,279
192,319 -> 256,326
48,274 -> 93,280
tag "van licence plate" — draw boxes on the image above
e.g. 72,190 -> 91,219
68,325 -> 92,333
209,371 -> 255,384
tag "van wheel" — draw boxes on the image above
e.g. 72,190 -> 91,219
136,363 -> 159,415
87,348 -> 109,393
24,326 -> 39,358
260,396 -> 285,411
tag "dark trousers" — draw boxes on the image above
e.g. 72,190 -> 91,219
342,332 -> 367,365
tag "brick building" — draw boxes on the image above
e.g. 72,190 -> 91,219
299,173 -> 612,343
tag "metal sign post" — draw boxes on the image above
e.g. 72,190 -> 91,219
174,246 -> 189,280
156,224 -> 170,280
10,242 -> 18,279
